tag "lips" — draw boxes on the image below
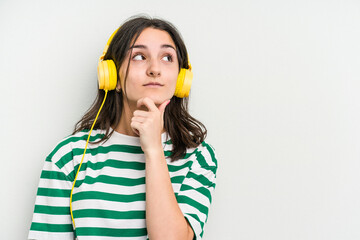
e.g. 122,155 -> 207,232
143,82 -> 164,87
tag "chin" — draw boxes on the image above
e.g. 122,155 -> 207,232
146,94 -> 173,105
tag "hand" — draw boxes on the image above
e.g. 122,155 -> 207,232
131,97 -> 170,154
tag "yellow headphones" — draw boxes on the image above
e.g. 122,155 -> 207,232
97,27 -> 193,98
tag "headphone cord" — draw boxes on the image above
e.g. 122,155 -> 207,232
69,90 -> 108,232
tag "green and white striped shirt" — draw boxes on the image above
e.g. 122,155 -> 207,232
28,129 -> 217,239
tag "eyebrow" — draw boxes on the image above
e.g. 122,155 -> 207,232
129,44 -> 176,51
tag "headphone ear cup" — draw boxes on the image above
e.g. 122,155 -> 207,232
97,60 -> 117,91
174,68 -> 193,98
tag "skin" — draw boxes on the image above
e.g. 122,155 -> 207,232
112,27 -> 194,240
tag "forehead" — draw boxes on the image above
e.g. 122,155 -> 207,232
132,27 -> 176,49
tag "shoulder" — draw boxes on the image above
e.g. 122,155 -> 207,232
46,129 -> 106,169
188,141 -> 218,174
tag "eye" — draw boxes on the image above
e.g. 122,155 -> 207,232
132,53 -> 145,61
162,54 -> 173,62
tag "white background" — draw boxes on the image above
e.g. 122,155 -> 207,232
1,0 -> 360,239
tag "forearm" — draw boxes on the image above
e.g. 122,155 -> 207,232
145,148 -> 192,240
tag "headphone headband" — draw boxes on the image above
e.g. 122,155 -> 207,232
99,27 -> 121,61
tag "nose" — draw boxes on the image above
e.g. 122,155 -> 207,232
146,59 -> 161,77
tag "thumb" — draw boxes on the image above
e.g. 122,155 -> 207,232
158,99 -> 170,113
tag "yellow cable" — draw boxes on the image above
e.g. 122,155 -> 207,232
70,90 -> 108,232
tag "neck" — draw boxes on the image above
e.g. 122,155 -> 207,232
113,99 -> 138,136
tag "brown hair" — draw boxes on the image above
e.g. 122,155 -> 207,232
73,15 -> 206,161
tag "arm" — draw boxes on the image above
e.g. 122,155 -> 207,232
131,97 -> 194,240
145,148 -> 194,240
28,155 -> 75,240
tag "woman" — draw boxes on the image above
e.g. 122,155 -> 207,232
28,15 -> 217,240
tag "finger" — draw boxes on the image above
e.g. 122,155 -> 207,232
137,97 -> 157,112
133,110 -> 150,118
158,99 -> 170,113
131,116 -> 146,123
130,121 -> 141,136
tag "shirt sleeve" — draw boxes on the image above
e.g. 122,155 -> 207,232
28,154 -> 75,240
176,142 -> 218,240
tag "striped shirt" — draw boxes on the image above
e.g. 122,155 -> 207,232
28,129 -> 218,240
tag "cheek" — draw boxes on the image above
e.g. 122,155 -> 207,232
166,75 -> 177,95
122,68 -> 141,88
170,69 -> 179,86
171,75 -> 178,89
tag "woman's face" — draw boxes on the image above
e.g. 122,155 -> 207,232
118,27 -> 179,106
